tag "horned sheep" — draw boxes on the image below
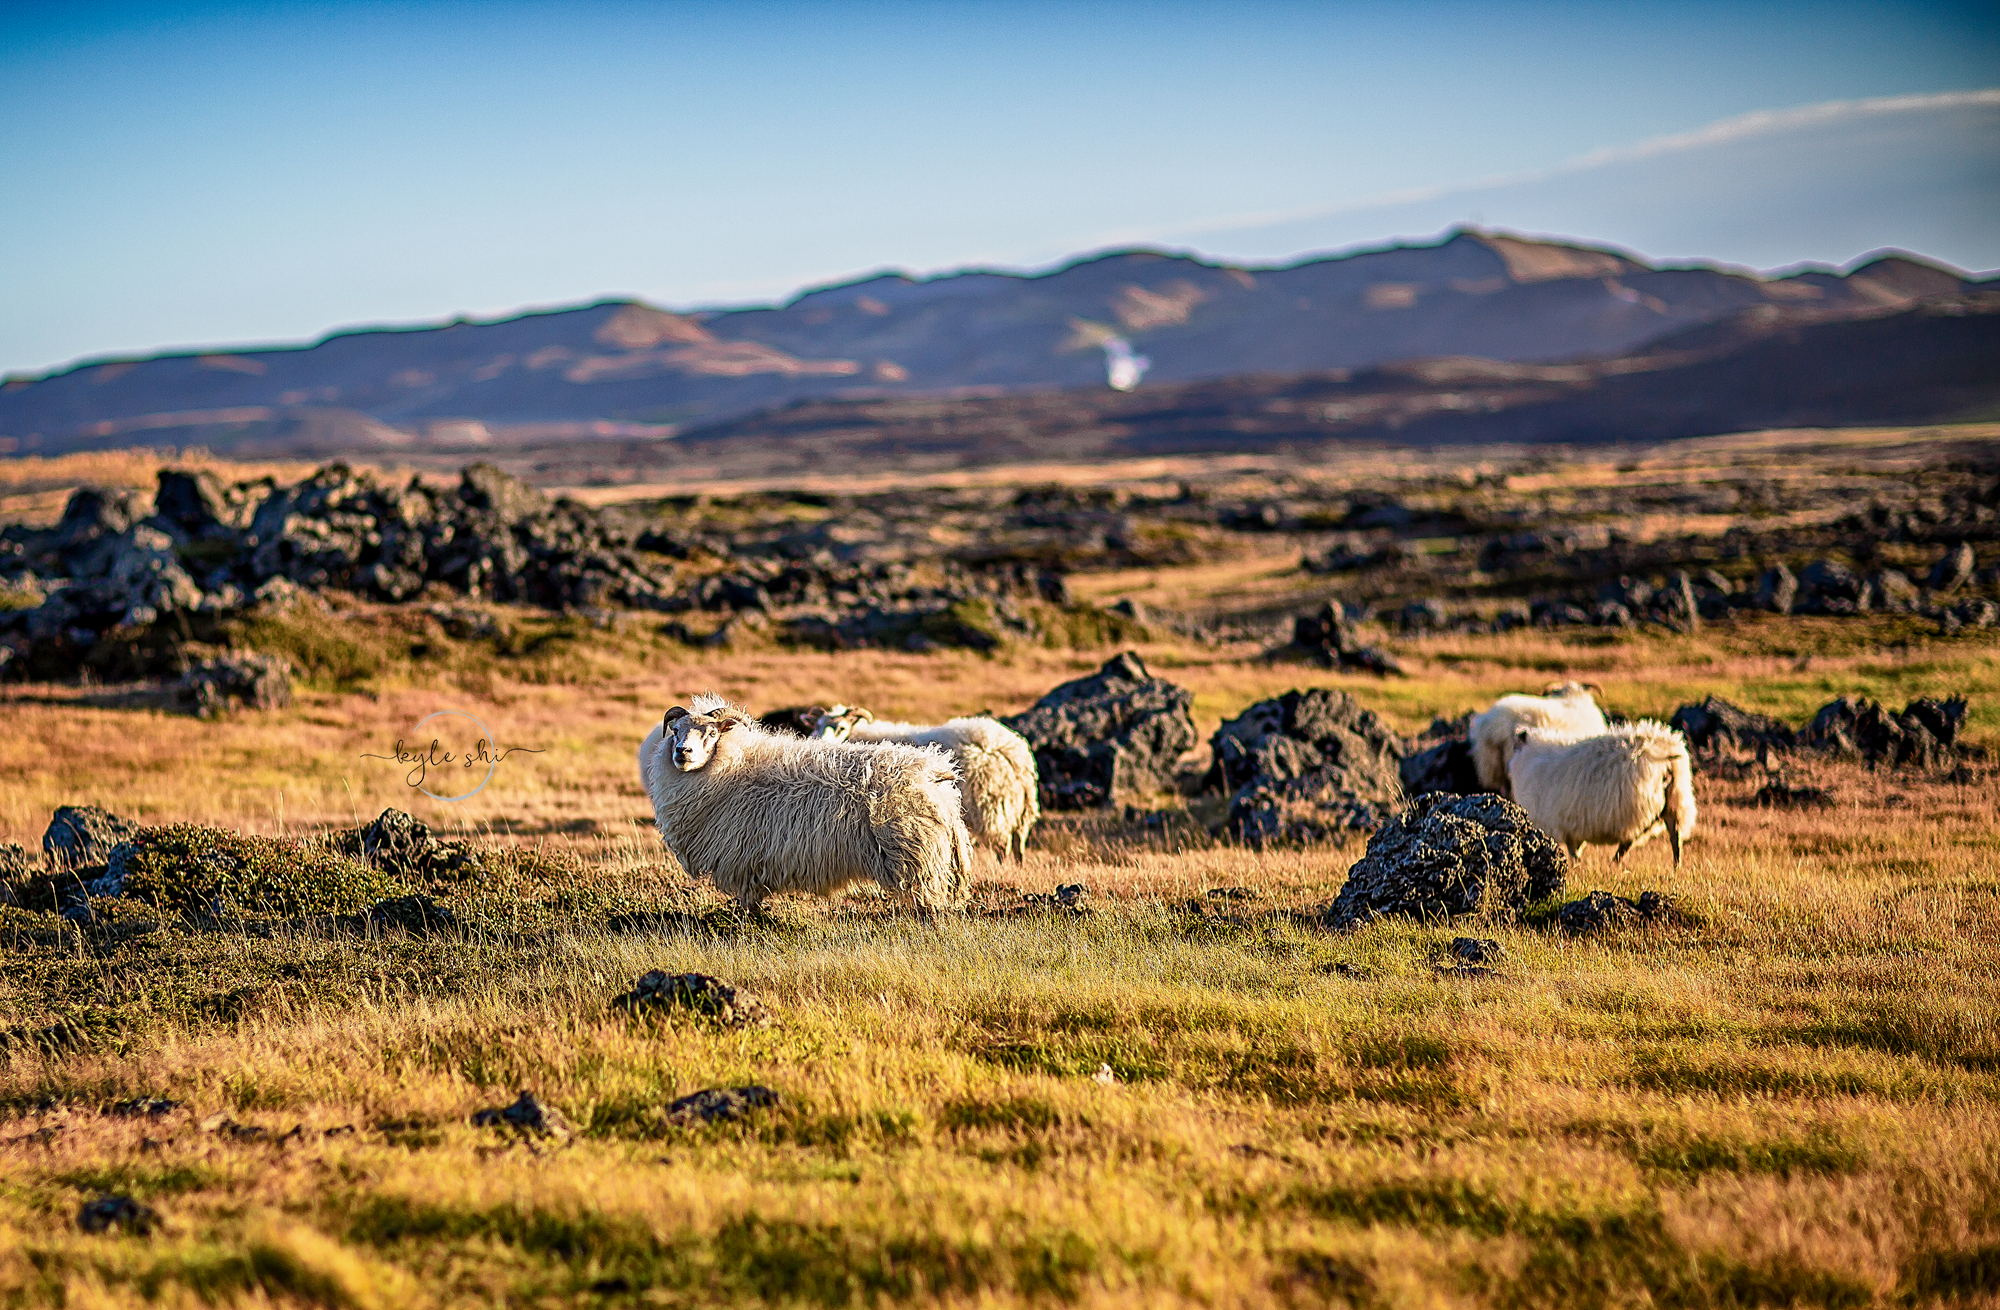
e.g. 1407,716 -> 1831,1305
1469,681 -> 1608,796
811,706 -> 1041,861
639,695 -> 973,912
1507,719 -> 1697,865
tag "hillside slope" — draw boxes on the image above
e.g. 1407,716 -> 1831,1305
0,229 -> 1981,459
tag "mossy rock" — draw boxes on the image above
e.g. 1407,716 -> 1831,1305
114,825 -> 409,918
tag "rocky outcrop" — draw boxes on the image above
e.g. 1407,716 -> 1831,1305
44,806 -> 141,872
358,809 -> 482,884
1210,688 -> 1407,844
1323,792 -> 1567,929
1003,652 -> 1197,809
1398,714 -> 1482,797
1668,693 -> 1974,771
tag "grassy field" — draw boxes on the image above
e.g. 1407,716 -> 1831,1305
3,607 -> 1999,1308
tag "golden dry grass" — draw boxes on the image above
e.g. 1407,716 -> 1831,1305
2,611 -> 1999,1308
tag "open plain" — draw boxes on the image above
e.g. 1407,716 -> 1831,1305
2,432 -> 1999,1309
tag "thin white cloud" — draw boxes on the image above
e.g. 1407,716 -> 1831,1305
1158,88 -> 2000,243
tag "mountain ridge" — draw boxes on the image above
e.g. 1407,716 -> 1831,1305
1,227 -> 1989,462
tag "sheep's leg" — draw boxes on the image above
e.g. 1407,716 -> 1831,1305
1613,842 -> 1632,863
1669,823 -> 1683,867
1566,842 -> 1583,862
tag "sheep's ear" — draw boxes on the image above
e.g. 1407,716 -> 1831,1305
663,706 -> 689,728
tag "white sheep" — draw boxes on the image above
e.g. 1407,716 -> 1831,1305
1469,681 -> 1608,797
811,706 -> 1041,861
1507,719 -> 1697,864
638,694 -> 972,912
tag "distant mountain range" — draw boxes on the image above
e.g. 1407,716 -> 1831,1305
0,228 -> 1991,465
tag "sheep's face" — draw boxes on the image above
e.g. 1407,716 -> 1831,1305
661,704 -> 745,772
809,705 -> 870,741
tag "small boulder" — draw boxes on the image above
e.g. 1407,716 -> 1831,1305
77,1194 -> 159,1235
471,1090 -> 572,1141
357,895 -> 456,936
173,653 -> 292,717
1928,542 -> 1976,596
665,1085 -> 780,1126
1755,564 -> 1798,615
1555,889 -> 1682,936
44,806 -> 142,871
1323,793 -> 1567,930
359,809 -> 481,884
1211,689 -> 1408,844
1002,652 -> 1197,809
613,971 -> 774,1029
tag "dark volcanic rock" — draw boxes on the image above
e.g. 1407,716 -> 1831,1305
472,1090 -> 573,1140
1754,564 -> 1798,614
44,806 -> 141,870
1399,737 -> 1482,797
1748,781 -> 1837,809
665,1085 -> 780,1126
354,895 -> 457,936
1003,652 -> 1197,809
1803,697 -> 1954,769
1289,601 -> 1405,676
613,971 -> 775,1028
1904,696 -> 1968,747
77,1194 -> 160,1235
1668,696 -> 1797,756
1555,889 -> 1682,936
1929,542 -> 1976,595
1211,688 -> 1408,844
1322,793 -> 1567,929
358,809 -> 481,884
174,653 -> 293,717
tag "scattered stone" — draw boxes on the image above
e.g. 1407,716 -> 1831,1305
612,971 -> 774,1028
1322,962 -> 1374,979
1554,890 -> 1683,936
358,809 -> 481,884
198,1113 -> 271,1142
664,1085 -> 779,1126
1206,886 -> 1259,901
173,652 -> 293,717
1929,542 -> 1976,595
1323,793 -> 1567,930
1447,937 -> 1504,964
1288,601 -> 1404,675
471,1090 -> 573,1141
44,805 -> 141,870
1399,737 -> 1481,797
77,1195 -> 159,1236
1002,652 -> 1198,809
107,1098 -> 181,1118
351,895 -> 457,936
1434,963 -> 1499,980
1748,781 -> 1837,809
1904,696 -> 1969,747
1210,688 -> 1408,844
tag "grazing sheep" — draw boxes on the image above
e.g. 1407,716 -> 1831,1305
811,706 -> 1041,860
638,694 -> 972,912
1508,719 -> 1696,864
756,705 -> 827,737
1469,681 -> 1608,797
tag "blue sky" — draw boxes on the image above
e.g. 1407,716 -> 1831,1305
2,0 -> 1996,375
